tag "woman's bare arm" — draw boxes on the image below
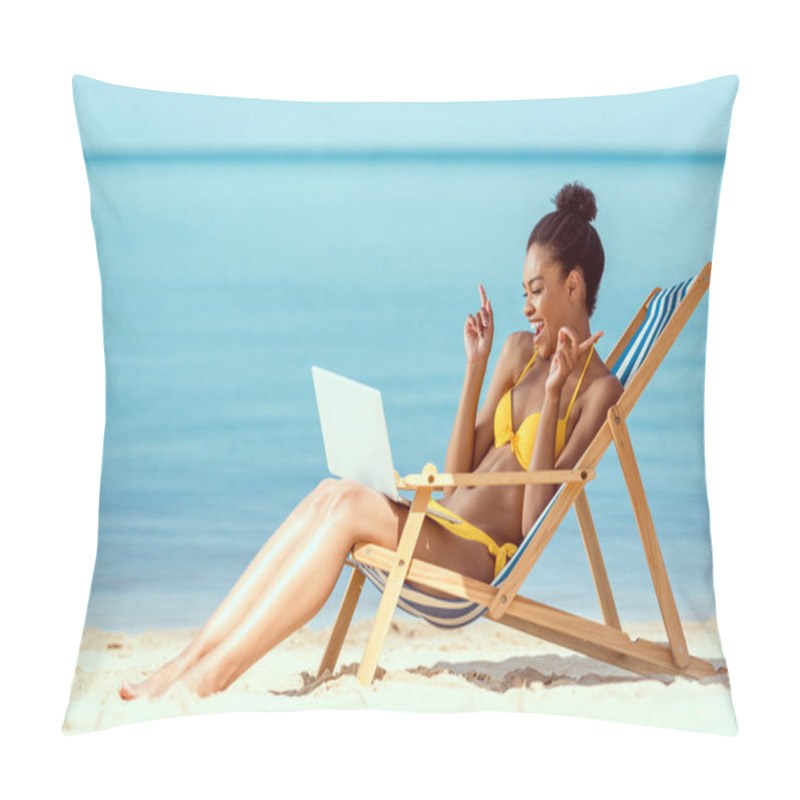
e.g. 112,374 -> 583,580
443,285 -> 531,495
469,331 -> 531,469
443,285 -> 493,493
443,359 -> 486,487
442,330 -> 530,498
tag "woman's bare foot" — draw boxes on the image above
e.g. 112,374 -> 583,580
176,649 -> 233,699
118,653 -> 194,701
119,676 -> 169,701
119,680 -> 141,701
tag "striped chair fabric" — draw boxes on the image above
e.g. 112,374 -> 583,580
354,277 -> 694,628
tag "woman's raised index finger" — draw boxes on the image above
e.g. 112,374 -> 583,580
478,283 -> 488,307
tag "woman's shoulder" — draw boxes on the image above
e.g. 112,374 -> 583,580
499,331 -> 537,378
583,356 -> 624,409
501,330 -> 537,361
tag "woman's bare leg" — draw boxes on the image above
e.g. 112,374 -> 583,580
120,479 -> 353,699
175,480 -> 404,698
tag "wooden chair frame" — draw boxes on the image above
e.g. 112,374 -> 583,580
318,262 -> 723,685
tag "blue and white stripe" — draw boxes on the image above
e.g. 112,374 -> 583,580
354,276 -> 695,628
611,278 -> 692,388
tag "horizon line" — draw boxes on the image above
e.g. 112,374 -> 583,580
83,147 -> 727,165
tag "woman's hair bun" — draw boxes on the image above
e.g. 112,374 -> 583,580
554,182 -> 597,223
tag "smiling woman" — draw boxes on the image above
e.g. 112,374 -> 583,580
441,182 -> 623,547
118,181 -> 623,701
65,75 -> 738,734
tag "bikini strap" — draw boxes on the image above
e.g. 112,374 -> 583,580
564,346 -> 594,421
515,348 -> 538,387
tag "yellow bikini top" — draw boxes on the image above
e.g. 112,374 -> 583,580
493,346 -> 593,470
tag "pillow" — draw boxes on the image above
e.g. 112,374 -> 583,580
64,75 -> 738,735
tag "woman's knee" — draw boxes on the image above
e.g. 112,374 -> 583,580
309,478 -> 339,510
310,478 -> 365,519
314,478 -> 339,494
325,479 -> 368,519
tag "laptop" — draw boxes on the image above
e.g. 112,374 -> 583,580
311,366 -> 460,522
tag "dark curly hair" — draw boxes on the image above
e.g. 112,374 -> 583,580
527,182 -> 605,316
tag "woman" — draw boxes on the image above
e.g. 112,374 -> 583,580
120,182 -> 623,701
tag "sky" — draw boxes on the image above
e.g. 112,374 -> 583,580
74,74 -> 738,156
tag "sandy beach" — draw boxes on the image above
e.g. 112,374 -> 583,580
63,616 -> 736,735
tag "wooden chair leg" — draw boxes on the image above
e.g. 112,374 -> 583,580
574,488 -> 621,630
356,486 -> 432,686
609,405 -> 690,668
317,567 -> 365,678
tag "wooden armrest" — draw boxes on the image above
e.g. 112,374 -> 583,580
395,463 -> 594,491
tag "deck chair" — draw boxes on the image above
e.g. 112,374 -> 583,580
318,261 -> 723,685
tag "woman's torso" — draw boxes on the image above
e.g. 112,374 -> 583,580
436,332 -> 605,546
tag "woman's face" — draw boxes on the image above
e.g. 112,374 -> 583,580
522,243 -> 571,359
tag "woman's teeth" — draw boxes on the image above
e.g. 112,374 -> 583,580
531,321 -> 544,339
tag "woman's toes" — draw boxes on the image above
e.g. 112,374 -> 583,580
119,681 -> 139,701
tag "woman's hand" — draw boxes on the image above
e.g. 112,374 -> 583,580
464,284 -> 494,364
545,327 -> 603,397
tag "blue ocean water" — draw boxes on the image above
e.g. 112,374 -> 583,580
84,153 -> 723,633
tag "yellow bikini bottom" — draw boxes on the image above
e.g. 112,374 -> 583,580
425,499 -> 518,579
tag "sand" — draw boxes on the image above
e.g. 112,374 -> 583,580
62,617 -> 736,736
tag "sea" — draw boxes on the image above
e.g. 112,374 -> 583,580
81,151 -> 725,633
